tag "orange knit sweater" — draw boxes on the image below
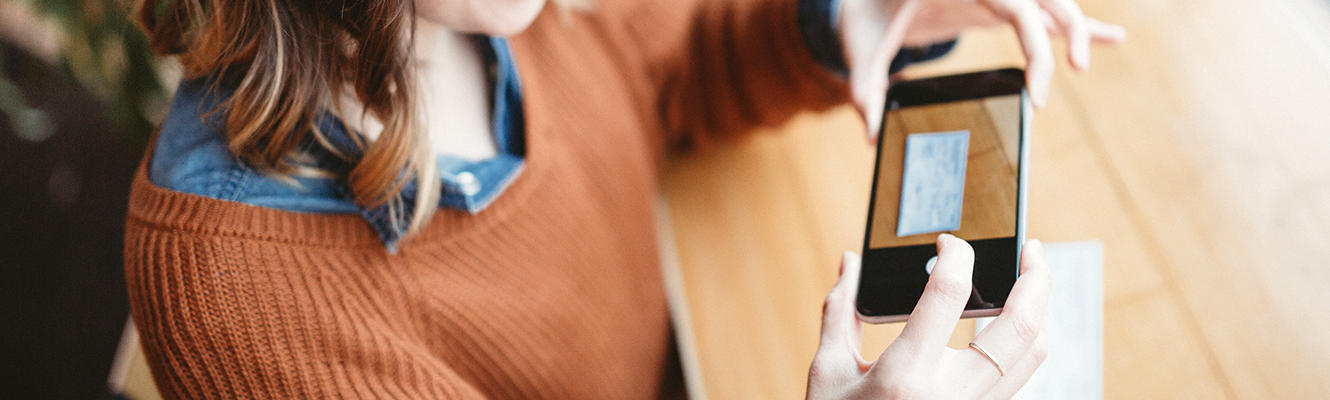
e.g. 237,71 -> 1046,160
124,0 -> 848,398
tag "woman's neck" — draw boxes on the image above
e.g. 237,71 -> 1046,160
340,20 -> 498,161
415,21 -> 498,160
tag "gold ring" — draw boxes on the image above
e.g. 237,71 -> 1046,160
968,342 -> 1006,376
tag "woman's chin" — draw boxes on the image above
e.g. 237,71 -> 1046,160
478,13 -> 543,37
430,0 -> 547,37
492,2 -> 547,36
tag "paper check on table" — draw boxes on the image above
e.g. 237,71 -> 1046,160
897,130 -> 970,237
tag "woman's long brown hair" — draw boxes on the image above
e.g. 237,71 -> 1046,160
137,0 -> 440,238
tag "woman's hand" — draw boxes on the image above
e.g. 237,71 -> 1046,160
838,0 -> 1127,141
806,234 -> 1052,399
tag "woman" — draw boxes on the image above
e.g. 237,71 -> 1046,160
125,0 -> 1124,398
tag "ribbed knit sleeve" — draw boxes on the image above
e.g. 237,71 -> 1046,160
650,0 -> 852,149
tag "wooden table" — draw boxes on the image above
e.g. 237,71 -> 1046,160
658,0 -> 1330,398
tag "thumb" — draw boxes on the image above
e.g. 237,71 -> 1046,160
848,47 -> 893,145
840,0 -> 915,144
815,251 -> 868,368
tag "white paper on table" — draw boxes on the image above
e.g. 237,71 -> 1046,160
1006,240 -> 1105,400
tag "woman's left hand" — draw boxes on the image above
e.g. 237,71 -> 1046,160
806,236 -> 1053,399
837,0 -> 1127,141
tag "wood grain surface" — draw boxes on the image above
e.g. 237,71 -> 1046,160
658,0 -> 1330,398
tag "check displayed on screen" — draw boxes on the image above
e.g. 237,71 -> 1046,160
896,130 -> 970,237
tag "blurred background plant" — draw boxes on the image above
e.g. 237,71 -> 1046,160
2,1 -> 167,398
1,0 -> 168,149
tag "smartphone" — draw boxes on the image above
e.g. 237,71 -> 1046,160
856,68 -> 1030,324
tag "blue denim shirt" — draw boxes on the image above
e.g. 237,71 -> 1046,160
150,8 -> 952,252
151,37 -> 524,253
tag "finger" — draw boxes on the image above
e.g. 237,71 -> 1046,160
1036,0 -> 1091,71
979,332 -> 1049,400
901,2 -> 1003,46
1043,15 -> 1126,46
985,0 -> 1056,108
1042,9 -> 1057,31
815,251 -> 868,369
1087,17 -> 1127,45
843,0 -> 912,145
848,45 -> 894,144
896,234 -> 975,359
849,87 -> 886,145
972,239 -> 1052,373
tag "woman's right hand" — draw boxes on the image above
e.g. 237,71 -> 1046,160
806,234 -> 1052,399
839,0 -> 1127,142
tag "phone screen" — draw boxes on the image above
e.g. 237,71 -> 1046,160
858,69 -> 1027,321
